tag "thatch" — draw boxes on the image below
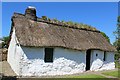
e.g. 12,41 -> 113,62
10,13 -> 116,52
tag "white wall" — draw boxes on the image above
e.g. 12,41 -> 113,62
99,52 -> 115,70
90,50 -> 115,71
20,47 -> 86,76
7,28 -> 23,75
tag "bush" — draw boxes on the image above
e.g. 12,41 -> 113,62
2,36 -> 10,48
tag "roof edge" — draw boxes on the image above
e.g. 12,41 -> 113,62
20,45 -> 116,52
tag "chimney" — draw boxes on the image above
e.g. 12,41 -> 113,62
25,6 -> 37,20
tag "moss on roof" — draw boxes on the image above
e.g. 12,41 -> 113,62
37,16 -> 98,32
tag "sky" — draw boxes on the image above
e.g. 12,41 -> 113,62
118,2 -> 120,39
1,0 -> 119,2
1,2 -> 118,44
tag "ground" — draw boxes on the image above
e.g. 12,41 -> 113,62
0,61 -> 16,76
0,61 -> 119,80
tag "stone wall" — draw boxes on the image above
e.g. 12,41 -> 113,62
0,48 -> 7,61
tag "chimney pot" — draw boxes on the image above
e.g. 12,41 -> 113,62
25,6 -> 37,20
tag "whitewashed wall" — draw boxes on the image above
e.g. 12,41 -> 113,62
7,28 -> 23,75
90,50 -> 115,71
99,52 -> 115,70
20,47 -> 86,76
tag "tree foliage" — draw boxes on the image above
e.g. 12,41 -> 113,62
2,36 -> 10,48
113,16 -> 120,60
113,16 -> 120,52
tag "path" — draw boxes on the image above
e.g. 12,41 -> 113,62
0,61 -> 16,76
63,69 -> 119,78
92,70 -> 118,78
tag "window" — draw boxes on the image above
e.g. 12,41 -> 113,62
44,48 -> 54,62
96,53 -> 98,57
103,51 -> 106,61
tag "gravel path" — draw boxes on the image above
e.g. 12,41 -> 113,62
0,61 -> 16,76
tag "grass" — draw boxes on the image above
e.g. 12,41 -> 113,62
68,74 -> 105,78
115,60 -> 120,68
102,71 -> 118,77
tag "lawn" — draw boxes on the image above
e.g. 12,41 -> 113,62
102,71 -> 118,77
68,74 -> 105,78
115,60 -> 120,68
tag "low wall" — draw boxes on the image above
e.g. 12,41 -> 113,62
0,48 -> 7,61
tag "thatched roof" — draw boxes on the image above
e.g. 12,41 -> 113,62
10,12 -> 116,52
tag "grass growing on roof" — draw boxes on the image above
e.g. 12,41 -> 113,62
41,16 -> 97,31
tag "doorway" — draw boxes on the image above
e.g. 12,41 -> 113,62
86,49 -> 91,71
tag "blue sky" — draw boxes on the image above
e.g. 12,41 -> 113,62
2,2 -> 118,44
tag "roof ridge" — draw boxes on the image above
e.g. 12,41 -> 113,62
37,18 -> 100,32
12,13 -> 100,33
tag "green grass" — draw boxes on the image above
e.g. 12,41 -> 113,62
102,71 -> 118,77
68,74 -> 105,78
115,61 -> 120,68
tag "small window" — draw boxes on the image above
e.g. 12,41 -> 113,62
96,53 -> 98,57
103,51 -> 106,61
44,48 -> 54,62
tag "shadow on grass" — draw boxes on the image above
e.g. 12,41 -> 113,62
17,78 -> 119,80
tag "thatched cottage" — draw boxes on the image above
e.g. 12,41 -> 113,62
7,6 -> 116,76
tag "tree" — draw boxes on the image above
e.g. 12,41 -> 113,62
117,16 -> 120,52
2,36 -> 10,48
114,16 -> 120,52
113,16 -> 120,61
